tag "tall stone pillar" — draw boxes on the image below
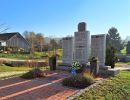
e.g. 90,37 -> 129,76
62,37 -> 73,65
74,22 -> 90,64
91,34 -> 106,67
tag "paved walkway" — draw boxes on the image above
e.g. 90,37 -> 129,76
115,65 -> 130,71
0,71 -> 78,100
115,67 -> 130,71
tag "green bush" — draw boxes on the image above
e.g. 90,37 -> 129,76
105,46 -> 117,68
126,41 -> 130,54
62,74 -> 95,89
21,68 -> 45,79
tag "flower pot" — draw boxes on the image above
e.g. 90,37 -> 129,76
71,68 -> 76,75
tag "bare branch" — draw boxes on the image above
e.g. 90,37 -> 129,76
0,27 -> 10,33
0,23 -> 10,33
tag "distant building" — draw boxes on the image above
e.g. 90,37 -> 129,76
0,32 -> 30,51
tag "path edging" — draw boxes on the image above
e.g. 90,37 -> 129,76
67,79 -> 107,100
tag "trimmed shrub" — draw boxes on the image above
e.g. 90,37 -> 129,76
126,41 -> 130,54
62,74 -> 95,89
4,60 -> 48,67
105,46 -> 117,68
24,60 -> 38,67
21,68 -> 45,79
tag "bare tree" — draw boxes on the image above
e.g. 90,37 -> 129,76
23,31 -> 36,53
50,39 -> 58,55
0,23 -> 10,33
23,31 -> 45,52
36,33 -> 44,52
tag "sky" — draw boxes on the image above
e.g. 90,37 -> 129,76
0,0 -> 130,39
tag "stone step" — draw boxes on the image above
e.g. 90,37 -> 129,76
107,69 -> 120,76
57,65 -> 71,71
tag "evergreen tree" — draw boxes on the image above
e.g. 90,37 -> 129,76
126,41 -> 130,54
106,27 -> 123,52
105,46 -> 117,68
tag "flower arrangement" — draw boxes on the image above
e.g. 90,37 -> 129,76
72,60 -> 81,70
71,61 -> 81,75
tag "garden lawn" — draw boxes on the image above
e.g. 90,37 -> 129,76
0,66 -> 32,72
0,65 -> 49,79
73,71 -> 130,100
115,62 -> 130,68
0,49 -> 62,60
120,46 -> 126,54
0,66 -> 32,79
0,71 -> 27,79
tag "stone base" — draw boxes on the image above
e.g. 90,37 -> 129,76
99,66 -> 120,77
57,64 -> 71,71
57,64 -> 120,77
99,66 -> 111,70
107,69 -> 120,76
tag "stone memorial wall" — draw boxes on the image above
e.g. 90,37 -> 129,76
62,22 -> 106,67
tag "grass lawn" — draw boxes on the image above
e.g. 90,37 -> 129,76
115,62 -> 130,68
73,71 -> 130,100
120,47 -> 126,54
0,65 -> 49,79
0,53 -> 44,60
0,71 -> 27,79
0,65 -> 32,79
122,62 -> 130,64
0,49 -> 62,60
0,66 -> 32,72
